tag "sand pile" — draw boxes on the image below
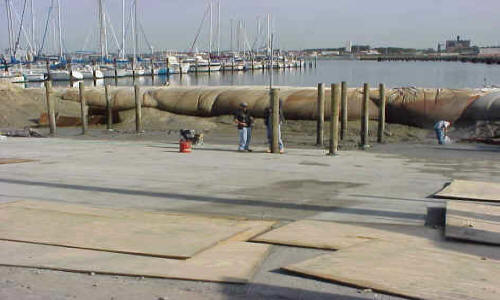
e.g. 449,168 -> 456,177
0,82 -> 80,128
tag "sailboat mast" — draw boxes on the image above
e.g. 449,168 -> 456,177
56,0 -> 63,58
103,3 -> 108,58
266,14 -> 270,55
121,0 -> 125,59
5,0 -> 14,58
31,0 -> 36,54
98,0 -> 105,60
209,0 -> 212,57
230,18 -> 233,53
134,0 -> 138,61
217,0 -> 220,56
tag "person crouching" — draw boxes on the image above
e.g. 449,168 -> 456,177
434,120 -> 451,145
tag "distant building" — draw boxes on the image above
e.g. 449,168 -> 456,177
320,51 -> 340,56
351,45 -> 370,53
479,47 -> 500,57
360,49 -> 380,56
445,36 -> 471,53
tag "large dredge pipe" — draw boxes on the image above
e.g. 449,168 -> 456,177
59,86 -> 499,128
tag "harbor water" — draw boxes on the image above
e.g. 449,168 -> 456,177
26,60 -> 500,89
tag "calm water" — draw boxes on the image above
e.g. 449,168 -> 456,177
29,60 -> 500,89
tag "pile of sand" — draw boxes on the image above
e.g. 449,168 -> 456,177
0,82 -> 80,128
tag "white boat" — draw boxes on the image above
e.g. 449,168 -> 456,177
187,56 -> 221,72
163,56 -> 190,74
222,60 -> 245,71
77,65 -> 104,79
134,69 -> 145,76
23,70 -> 45,82
0,71 -> 24,83
100,65 -> 128,78
48,70 -> 83,81
143,68 -> 159,76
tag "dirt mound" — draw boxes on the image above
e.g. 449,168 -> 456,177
0,83 -> 80,128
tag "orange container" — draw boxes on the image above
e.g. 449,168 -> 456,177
179,140 -> 192,153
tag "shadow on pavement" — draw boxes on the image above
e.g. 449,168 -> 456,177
0,178 -> 424,221
221,282 -> 368,300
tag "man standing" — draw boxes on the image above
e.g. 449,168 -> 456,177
234,102 -> 253,152
264,99 -> 285,153
434,120 -> 451,145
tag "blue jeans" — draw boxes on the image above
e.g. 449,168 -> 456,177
435,128 -> 445,144
266,124 -> 283,150
238,127 -> 252,150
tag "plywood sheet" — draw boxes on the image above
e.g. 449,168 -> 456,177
0,240 -> 270,283
434,180 -> 500,202
446,201 -> 500,245
0,201 -> 275,259
252,219 -> 419,250
284,240 -> 500,300
0,158 -> 35,165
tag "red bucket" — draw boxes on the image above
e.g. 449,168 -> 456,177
179,140 -> 192,153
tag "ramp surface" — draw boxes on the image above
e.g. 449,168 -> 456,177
446,201 -> 500,245
0,201 -> 275,259
434,180 -> 500,202
284,240 -> 500,300
0,240 -> 270,283
252,219 -> 420,250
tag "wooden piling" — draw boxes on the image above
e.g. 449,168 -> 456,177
271,88 -> 280,154
92,69 -> 97,87
361,83 -> 370,148
340,81 -> 348,140
166,57 -> 170,77
316,83 -> 325,146
44,81 -> 56,135
132,59 -> 136,80
69,70 -> 74,87
113,59 -> 118,86
151,63 -> 155,80
45,59 -> 51,82
134,84 -> 142,133
105,84 -> 112,130
377,83 -> 386,143
329,83 -> 340,155
79,82 -> 88,135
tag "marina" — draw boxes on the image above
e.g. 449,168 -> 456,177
1,1 -> 500,300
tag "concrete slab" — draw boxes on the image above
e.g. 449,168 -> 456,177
284,240 -> 500,300
434,179 -> 500,202
252,219 -> 433,250
0,240 -> 271,283
0,138 -> 499,299
0,201 -> 275,259
446,201 -> 500,245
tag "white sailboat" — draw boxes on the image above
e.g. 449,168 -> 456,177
77,65 -> 104,79
0,71 -> 24,83
23,70 -> 45,82
48,70 -> 83,81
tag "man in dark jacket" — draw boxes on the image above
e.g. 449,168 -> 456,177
234,102 -> 254,152
264,99 -> 285,153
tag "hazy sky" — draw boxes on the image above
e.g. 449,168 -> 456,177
2,0 -> 500,53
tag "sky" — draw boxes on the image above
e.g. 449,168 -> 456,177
2,0 -> 500,54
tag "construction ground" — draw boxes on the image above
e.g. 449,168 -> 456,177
0,131 -> 499,300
